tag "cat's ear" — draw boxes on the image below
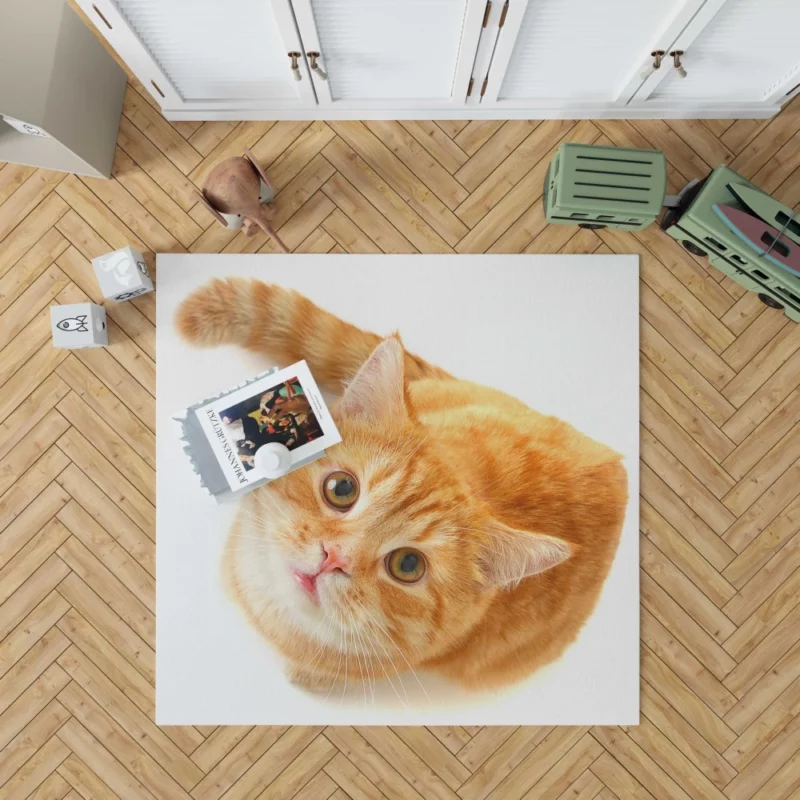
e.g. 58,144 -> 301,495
478,522 -> 572,588
339,335 -> 409,423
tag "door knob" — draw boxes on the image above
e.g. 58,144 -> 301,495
288,52 -> 302,81
670,50 -> 687,79
640,50 -> 665,80
307,52 -> 328,81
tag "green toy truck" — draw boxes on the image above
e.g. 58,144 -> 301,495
543,143 -> 666,232
660,165 -> 800,322
543,142 -> 800,322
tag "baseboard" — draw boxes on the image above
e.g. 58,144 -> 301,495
163,104 -> 781,122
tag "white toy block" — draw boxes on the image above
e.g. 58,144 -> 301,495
92,246 -> 154,302
51,303 -> 108,349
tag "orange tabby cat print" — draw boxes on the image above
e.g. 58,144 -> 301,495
176,278 -> 628,694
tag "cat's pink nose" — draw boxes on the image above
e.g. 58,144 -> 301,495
319,545 -> 349,576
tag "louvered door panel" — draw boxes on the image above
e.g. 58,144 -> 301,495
495,0 -> 686,103
109,0 -> 302,102
295,0 -> 472,102
649,0 -> 800,102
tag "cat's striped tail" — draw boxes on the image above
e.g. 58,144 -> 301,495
175,277 -> 448,390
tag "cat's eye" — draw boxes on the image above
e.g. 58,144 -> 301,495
385,548 -> 426,584
322,470 -> 360,510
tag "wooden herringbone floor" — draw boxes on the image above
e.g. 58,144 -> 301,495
2,78 -> 800,800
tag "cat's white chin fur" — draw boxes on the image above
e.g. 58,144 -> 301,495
231,513 -> 350,644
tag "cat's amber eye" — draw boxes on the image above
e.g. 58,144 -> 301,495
385,548 -> 426,584
322,470 -> 360,510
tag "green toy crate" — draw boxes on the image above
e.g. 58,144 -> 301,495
661,165 -> 800,323
544,143 -> 667,231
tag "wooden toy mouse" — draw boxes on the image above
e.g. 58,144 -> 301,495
196,149 -> 289,253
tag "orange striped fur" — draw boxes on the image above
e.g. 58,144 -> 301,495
176,279 -> 628,692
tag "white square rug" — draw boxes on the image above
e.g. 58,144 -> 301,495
155,254 -> 639,725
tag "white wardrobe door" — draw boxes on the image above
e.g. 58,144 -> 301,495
113,0 -> 295,101
307,0 -> 469,101
649,0 -> 800,102
497,0 -> 683,101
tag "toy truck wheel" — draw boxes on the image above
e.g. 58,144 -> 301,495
682,240 -> 707,257
578,223 -> 606,230
758,293 -> 785,310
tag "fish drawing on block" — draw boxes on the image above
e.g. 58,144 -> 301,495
713,204 -> 800,278
56,315 -> 89,333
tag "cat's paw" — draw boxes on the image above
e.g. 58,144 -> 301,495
284,662 -> 341,695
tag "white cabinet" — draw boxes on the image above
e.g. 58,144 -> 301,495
630,0 -> 800,108
78,0 -> 315,111
76,0 -> 800,120
477,0 -> 707,109
290,0 -> 486,109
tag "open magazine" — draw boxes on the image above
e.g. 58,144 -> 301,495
178,361 -> 341,501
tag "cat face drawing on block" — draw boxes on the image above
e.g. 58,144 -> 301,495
176,278 -> 628,696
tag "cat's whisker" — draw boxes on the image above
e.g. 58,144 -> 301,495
254,491 -> 295,529
223,551 -> 274,561
223,549 -> 277,561
373,625 -> 409,708
252,492 -> 281,518
361,622 -> 394,707
223,555 -> 276,567
361,612 -> 409,706
230,512 -> 278,536
235,511 -> 275,529
362,608 -> 430,702
237,513 -> 282,538
355,604 -> 398,707
363,626 -> 378,704
235,506 -> 270,521
348,613 -> 366,705
223,536 -> 272,550
325,609 -> 345,702
358,631 -> 371,707
307,610 -> 337,675
347,608 -> 368,707
223,531 -> 274,543
222,547 -> 274,558
340,617 -> 350,705
239,499 -> 272,528
230,519 -> 275,537
351,610 -> 376,704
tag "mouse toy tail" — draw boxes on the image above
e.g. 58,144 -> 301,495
254,212 -> 290,253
